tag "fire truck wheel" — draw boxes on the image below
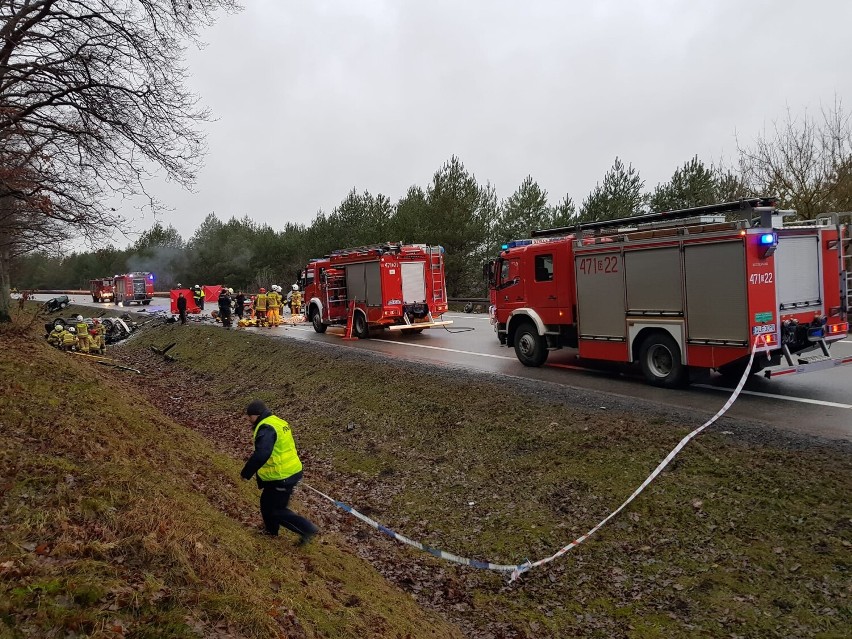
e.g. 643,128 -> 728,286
639,333 -> 687,388
92,296 -> 99,303
353,312 -> 369,339
310,309 -> 327,333
142,300 -> 151,305
514,323 -> 548,367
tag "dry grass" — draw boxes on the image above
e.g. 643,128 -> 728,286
111,322 -> 852,639
0,319 -> 462,639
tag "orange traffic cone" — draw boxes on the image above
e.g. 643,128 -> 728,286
342,300 -> 358,340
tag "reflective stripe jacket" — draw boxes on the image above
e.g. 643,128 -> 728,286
246,414 -> 302,482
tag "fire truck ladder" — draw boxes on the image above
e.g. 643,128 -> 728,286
531,197 -> 778,238
842,225 -> 851,316
428,245 -> 445,303
330,242 -> 403,257
323,271 -> 349,322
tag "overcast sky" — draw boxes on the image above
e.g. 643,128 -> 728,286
121,0 -> 852,246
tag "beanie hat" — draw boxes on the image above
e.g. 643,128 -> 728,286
245,399 -> 268,416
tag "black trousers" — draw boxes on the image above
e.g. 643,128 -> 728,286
179,310 -> 186,324
259,473 -> 318,538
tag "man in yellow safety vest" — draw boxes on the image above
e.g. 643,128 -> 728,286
240,400 -> 319,544
267,285 -> 282,327
254,288 -> 268,326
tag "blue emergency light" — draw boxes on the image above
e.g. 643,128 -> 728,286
758,232 -> 778,258
148,274 -> 155,281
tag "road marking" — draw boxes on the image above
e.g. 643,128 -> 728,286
288,326 -> 849,409
289,326 -> 611,371
692,384 -> 852,409
363,339 -> 517,360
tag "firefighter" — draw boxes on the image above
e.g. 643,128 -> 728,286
255,288 -> 268,326
75,315 -> 91,353
90,319 -> 106,354
241,400 -> 319,544
267,285 -> 281,327
193,285 -> 204,311
62,326 -> 77,351
47,324 -> 65,348
218,286 -> 232,328
288,284 -> 302,316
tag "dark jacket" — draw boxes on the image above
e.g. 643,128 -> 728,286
176,295 -> 187,311
218,291 -> 231,313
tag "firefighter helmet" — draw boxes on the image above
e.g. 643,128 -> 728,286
228,288 -> 234,295
292,283 -> 299,291
76,315 -> 83,321
194,284 -> 201,289
67,326 -> 76,334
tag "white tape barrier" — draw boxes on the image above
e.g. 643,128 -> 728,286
304,337 -> 767,582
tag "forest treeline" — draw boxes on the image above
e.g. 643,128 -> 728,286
11,105 -> 852,297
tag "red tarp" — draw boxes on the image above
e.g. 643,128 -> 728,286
170,288 -> 197,314
169,286 -> 224,314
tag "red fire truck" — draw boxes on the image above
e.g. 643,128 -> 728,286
487,198 -> 851,387
89,278 -> 114,303
112,272 -> 155,306
301,243 -> 452,338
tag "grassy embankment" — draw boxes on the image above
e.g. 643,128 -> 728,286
0,307 -> 462,639
110,320 -> 852,639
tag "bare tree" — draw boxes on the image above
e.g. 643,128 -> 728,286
737,99 -> 852,219
0,0 -> 238,322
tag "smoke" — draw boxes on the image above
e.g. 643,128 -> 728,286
126,245 -> 187,289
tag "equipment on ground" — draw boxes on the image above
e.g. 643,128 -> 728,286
302,242 -> 453,338
487,198 -> 851,386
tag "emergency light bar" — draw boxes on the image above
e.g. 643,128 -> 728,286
502,236 -> 571,250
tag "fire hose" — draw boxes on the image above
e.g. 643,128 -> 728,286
304,335 -> 769,582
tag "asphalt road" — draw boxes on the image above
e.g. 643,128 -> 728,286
31,292 -> 852,441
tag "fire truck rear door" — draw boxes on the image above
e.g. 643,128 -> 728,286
400,262 -> 426,303
775,234 -> 822,313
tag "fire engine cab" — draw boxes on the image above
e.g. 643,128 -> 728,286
301,243 -> 452,338
487,198 -> 851,387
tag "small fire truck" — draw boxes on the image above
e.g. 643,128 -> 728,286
89,277 -> 114,303
487,198 -> 850,387
301,243 -> 452,338
112,272 -> 155,306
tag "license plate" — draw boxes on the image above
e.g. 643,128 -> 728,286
752,323 -> 776,335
